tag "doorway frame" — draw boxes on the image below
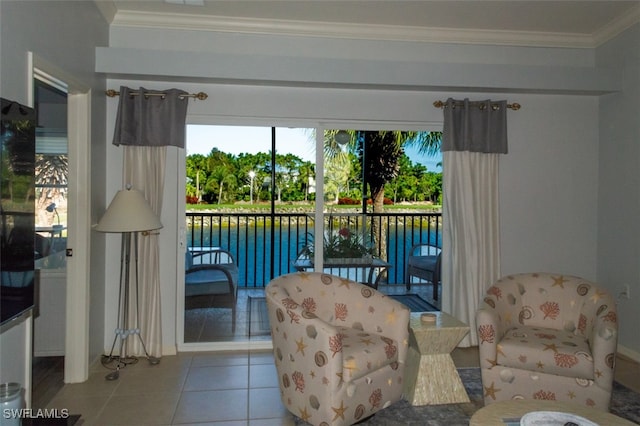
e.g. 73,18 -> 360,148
28,53 -> 92,383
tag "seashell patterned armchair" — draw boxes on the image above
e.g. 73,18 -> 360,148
476,273 -> 618,411
266,272 -> 410,426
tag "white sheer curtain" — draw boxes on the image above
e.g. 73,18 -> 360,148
112,87 -> 189,357
440,98 -> 507,347
123,146 -> 166,357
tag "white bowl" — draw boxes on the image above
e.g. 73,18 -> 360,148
520,411 -> 598,426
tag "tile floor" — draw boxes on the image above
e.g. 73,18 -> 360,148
47,349 -> 292,425
44,281 -> 640,425
45,346 -> 640,425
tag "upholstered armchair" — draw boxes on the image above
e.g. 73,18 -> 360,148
266,272 -> 410,426
477,273 -> 618,411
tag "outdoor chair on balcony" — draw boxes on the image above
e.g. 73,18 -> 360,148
266,272 -> 410,426
184,248 -> 239,332
405,243 -> 441,300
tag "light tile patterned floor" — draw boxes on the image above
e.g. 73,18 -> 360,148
48,350 -> 295,425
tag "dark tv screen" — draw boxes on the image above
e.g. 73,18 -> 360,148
1,98 -> 36,325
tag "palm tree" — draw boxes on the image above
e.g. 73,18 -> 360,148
324,130 -> 441,211
361,131 -> 441,213
324,130 -> 442,265
298,162 -> 315,202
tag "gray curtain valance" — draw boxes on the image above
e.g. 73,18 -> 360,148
442,98 -> 508,154
112,86 -> 189,148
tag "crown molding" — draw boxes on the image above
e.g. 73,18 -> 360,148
111,9 -> 639,49
592,3 -> 640,47
94,0 -> 117,25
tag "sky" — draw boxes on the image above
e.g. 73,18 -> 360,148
186,125 -> 442,172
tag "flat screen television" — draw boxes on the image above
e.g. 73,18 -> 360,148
1,98 -> 36,325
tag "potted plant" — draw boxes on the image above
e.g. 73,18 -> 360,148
302,227 -> 374,264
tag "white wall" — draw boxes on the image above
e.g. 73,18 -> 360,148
99,18 -> 618,96
0,0 -> 109,383
500,94 -> 599,278
109,27 -> 597,67
597,23 -> 640,357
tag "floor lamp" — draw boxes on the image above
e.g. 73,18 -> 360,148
95,185 -> 163,380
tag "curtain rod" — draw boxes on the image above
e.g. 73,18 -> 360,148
433,100 -> 520,111
106,89 -> 208,100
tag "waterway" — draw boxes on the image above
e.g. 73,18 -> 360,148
187,224 -> 441,286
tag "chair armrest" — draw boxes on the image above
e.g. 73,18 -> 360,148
589,311 -> 617,388
476,306 -> 504,369
266,293 -> 345,391
191,248 -> 236,264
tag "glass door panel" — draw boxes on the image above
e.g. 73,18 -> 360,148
321,129 -> 443,287
183,125 -> 315,344
321,130 -> 372,283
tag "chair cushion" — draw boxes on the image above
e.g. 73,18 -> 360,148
498,326 -> 593,380
408,255 -> 437,271
337,326 -> 400,383
185,267 -> 237,293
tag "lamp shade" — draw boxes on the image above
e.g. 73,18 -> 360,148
95,187 -> 163,233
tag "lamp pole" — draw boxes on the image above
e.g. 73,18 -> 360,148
248,170 -> 256,204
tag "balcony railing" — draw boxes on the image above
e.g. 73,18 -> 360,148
186,211 -> 442,287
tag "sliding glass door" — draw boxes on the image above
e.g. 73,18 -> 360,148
178,124 -> 442,347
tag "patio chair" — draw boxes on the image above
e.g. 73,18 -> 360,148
405,243 -> 441,300
184,248 -> 239,331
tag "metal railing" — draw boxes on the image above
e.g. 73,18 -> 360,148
186,211 -> 442,287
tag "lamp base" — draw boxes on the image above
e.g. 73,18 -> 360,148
102,328 -> 160,380
102,231 -> 161,380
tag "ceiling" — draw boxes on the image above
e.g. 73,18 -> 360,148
97,0 -> 640,47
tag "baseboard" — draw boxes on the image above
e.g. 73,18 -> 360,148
162,345 -> 177,356
177,340 -> 273,352
617,344 -> 640,363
